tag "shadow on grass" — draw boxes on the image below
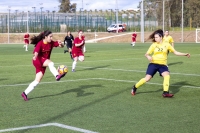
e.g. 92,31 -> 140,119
20,87 -> 131,133
168,61 -> 183,66
136,81 -> 196,95
170,81 -> 196,94
29,84 -> 102,100
78,65 -> 110,71
0,78 -> 7,81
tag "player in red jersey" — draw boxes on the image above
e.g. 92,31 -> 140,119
131,31 -> 137,46
23,32 -> 30,51
71,30 -> 85,72
21,30 -> 65,101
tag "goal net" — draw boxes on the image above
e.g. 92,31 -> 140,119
196,29 -> 200,43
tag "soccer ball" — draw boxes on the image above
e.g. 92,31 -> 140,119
57,65 -> 68,74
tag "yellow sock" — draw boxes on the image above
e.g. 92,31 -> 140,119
135,78 -> 146,88
163,75 -> 170,92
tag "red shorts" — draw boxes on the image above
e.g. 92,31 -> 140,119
32,57 -> 47,74
24,40 -> 29,44
72,50 -> 84,58
132,39 -> 136,42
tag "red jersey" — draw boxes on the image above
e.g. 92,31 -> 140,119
33,40 -> 59,59
132,33 -> 137,42
24,34 -> 29,40
73,36 -> 84,51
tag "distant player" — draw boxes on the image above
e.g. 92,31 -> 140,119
71,30 -> 85,72
163,30 -> 174,47
131,31 -> 137,46
64,31 -> 74,60
23,32 -> 30,51
21,30 -> 65,101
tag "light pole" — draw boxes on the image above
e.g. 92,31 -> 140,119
108,9 -> 112,25
27,10 -> 29,33
46,10 -> 49,28
163,0 -> 165,31
141,0 -> 144,43
115,0 -> 119,33
181,0 -> 183,42
15,10 -> 18,32
32,7 -> 36,32
8,6 -> 11,44
40,7 -> 43,29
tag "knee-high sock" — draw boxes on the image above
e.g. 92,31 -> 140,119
25,45 -> 28,51
24,80 -> 39,95
48,62 -> 59,77
135,78 -> 146,88
163,75 -> 170,92
72,61 -> 77,70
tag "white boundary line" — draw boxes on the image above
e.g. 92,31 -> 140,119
0,123 -> 98,133
86,32 -> 133,43
0,78 -> 199,89
0,63 -> 199,77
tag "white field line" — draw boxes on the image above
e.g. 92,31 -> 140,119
0,123 -> 98,133
85,32 -> 133,43
0,78 -> 199,89
0,58 -> 200,77
77,66 -> 200,77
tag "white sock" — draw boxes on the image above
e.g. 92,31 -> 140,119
72,61 -> 77,70
25,45 -> 28,51
48,62 -> 59,77
24,80 -> 39,95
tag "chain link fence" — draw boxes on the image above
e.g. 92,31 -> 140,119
0,11 -> 159,33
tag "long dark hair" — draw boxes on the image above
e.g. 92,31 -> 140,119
148,29 -> 164,42
30,30 -> 52,46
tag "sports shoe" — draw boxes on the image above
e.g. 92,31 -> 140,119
21,92 -> 28,101
64,50 -> 68,53
131,89 -> 136,96
131,85 -> 137,96
72,69 -> 75,72
162,93 -> 174,98
56,73 -> 66,81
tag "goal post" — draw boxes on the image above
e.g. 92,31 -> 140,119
196,29 -> 200,43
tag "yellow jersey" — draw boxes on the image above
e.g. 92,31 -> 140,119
163,35 -> 174,44
146,42 -> 175,65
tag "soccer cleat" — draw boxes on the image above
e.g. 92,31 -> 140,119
162,93 -> 174,98
72,69 -> 75,72
64,50 -> 68,53
21,92 -> 28,101
56,73 -> 66,81
131,85 -> 137,96
131,89 -> 136,96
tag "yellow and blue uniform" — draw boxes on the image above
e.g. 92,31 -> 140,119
163,35 -> 174,45
134,41 -> 175,93
145,41 -> 175,77
146,41 -> 175,65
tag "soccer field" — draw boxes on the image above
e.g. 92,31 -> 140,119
0,43 -> 200,133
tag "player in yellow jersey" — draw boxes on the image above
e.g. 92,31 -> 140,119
131,29 -> 190,98
163,30 -> 174,47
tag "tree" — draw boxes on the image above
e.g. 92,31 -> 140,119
58,0 -> 77,13
185,0 -> 200,27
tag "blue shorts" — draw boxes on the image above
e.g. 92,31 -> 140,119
146,63 -> 169,77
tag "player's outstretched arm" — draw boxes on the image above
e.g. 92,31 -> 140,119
58,40 -> 64,48
173,50 -> 190,58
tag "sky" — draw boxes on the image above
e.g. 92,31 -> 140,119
0,0 -> 141,13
